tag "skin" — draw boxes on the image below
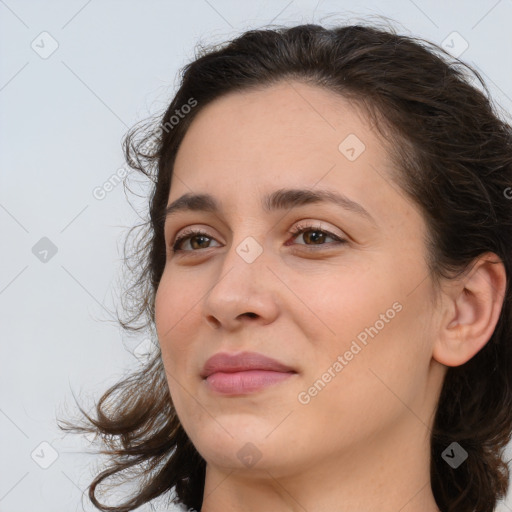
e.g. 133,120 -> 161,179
154,80 -> 506,512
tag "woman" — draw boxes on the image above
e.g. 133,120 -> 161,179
60,21 -> 512,512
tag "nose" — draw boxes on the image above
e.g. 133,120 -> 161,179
201,239 -> 280,331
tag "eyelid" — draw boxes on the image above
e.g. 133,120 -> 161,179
169,218 -> 344,241
169,223 -> 218,242
169,220 -> 348,254
291,220 -> 346,240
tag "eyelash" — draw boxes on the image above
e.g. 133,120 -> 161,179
170,223 -> 347,254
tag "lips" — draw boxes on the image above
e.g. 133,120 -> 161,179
201,351 -> 296,379
200,351 -> 298,395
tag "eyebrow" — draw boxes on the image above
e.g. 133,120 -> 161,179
163,188 -> 376,225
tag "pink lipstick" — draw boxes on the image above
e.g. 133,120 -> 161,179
201,351 -> 297,395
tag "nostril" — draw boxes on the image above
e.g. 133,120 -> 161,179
206,316 -> 221,329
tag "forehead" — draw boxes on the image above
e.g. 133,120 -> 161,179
170,81 -> 423,230
174,82 -> 379,183
176,81 -> 375,166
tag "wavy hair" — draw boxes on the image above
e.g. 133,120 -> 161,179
58,20 -> 512,512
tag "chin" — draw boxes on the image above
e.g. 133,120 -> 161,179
189,417 -> 290,466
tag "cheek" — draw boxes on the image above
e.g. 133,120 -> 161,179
154,284 -> 198,427
154,276 -> 199,381
293,263 -> 398,346
154,271 -> 197,340
297,261 -> 429,395
297,307 -> 428,449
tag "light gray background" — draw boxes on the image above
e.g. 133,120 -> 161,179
1,1 -> 512,511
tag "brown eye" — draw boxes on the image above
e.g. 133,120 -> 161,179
289,224 -> 347,247
171,230 -> 220,252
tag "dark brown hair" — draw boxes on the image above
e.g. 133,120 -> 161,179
59,20 -> 512,512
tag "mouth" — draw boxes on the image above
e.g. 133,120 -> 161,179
201,351 -> 297,395
204,369 -> 296,395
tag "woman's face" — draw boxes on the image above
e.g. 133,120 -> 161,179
155,81 -> 446,479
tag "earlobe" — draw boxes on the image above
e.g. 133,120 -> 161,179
432,253 -> 507,368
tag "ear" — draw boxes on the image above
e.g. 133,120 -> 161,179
432,253 -> 507,367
